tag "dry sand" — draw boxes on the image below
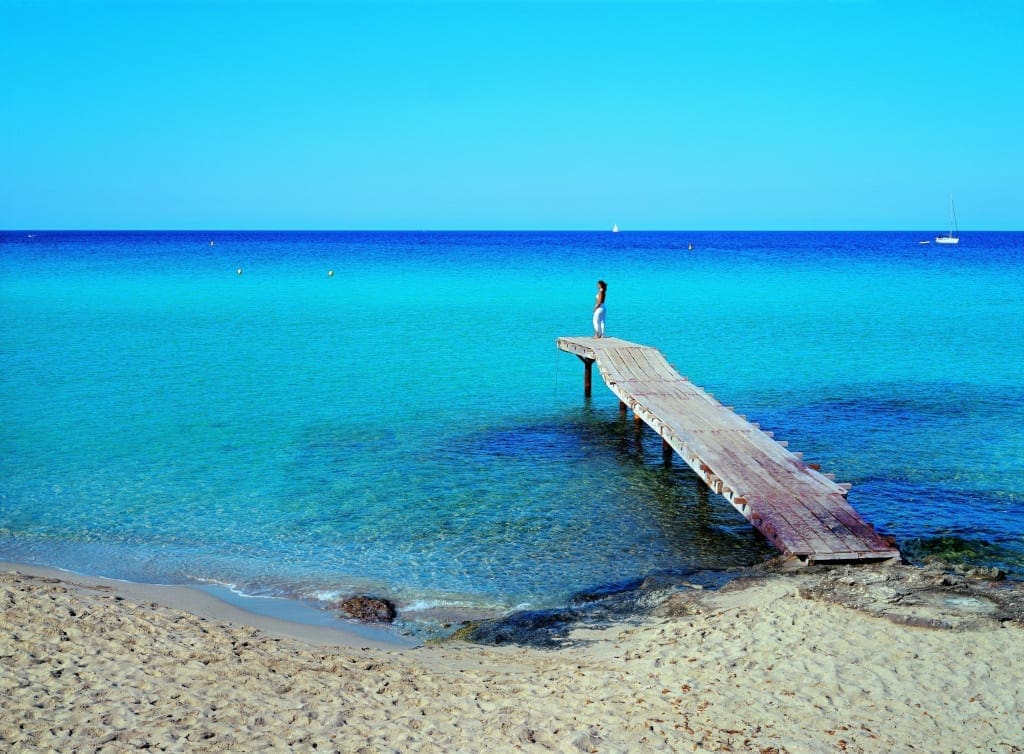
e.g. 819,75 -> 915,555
2,562 -> 1023,753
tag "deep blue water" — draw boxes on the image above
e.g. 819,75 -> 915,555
2,231 -> 1022,630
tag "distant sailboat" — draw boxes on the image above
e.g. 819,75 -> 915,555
612,224 -> 619,233
935,194 -> 960,245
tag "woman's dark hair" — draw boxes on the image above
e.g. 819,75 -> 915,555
598,280 -> 607,290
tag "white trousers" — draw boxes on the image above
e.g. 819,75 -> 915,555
593,305 -> 606,337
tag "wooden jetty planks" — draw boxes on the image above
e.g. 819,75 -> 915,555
557,335 -> 900,563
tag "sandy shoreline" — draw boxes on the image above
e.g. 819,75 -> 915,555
3,562 -> 1023,753
0,562 -> 413,651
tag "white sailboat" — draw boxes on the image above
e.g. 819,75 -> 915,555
612,224 -> 619,233
935,194 -> 959,245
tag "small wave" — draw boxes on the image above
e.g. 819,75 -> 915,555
311,590 -> 345,603
189,575 -> 242,593
401,598 -> 488,613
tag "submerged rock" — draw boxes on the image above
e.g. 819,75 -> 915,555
449,570 -> 727,648
335,595 -> 396,624
451,609 -> 582,648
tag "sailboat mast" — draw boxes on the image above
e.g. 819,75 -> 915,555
935,194 -> 960,244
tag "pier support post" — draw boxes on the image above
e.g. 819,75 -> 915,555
662,438 -> 673,465
581,357 -> 594,397
619,400 -> 627,414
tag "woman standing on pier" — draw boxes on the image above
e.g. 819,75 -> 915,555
593,280 -> 607,338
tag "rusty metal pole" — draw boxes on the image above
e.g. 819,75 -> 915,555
619,400 -> 627,414
583,358 -> 593,397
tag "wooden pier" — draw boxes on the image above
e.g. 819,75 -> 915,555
557,336 -> 900,564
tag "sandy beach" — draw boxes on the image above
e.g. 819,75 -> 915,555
2,562 -> 1023,754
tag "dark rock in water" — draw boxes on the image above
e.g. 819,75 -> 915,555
571,578 -> 645,605
901,535 -> 1015,577
336,596 -> 396,623
449,622 -> 483,642
452,570 -> 728,648
454,609 -> 582,649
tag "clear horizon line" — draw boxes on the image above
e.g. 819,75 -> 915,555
4,227 -> 1019,234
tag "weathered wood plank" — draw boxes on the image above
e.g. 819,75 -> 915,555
556,336 -> 900,563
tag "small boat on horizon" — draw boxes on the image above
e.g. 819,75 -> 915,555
612,224 -> 619,233
935,194 -> 960,245
918,240 -> 930,245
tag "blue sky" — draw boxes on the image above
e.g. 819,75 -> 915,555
3,0 -> 1022,230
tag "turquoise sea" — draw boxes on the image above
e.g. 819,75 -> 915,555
2,231 -> 1022,635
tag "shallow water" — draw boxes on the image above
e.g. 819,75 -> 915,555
2,231 -> 1022,627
